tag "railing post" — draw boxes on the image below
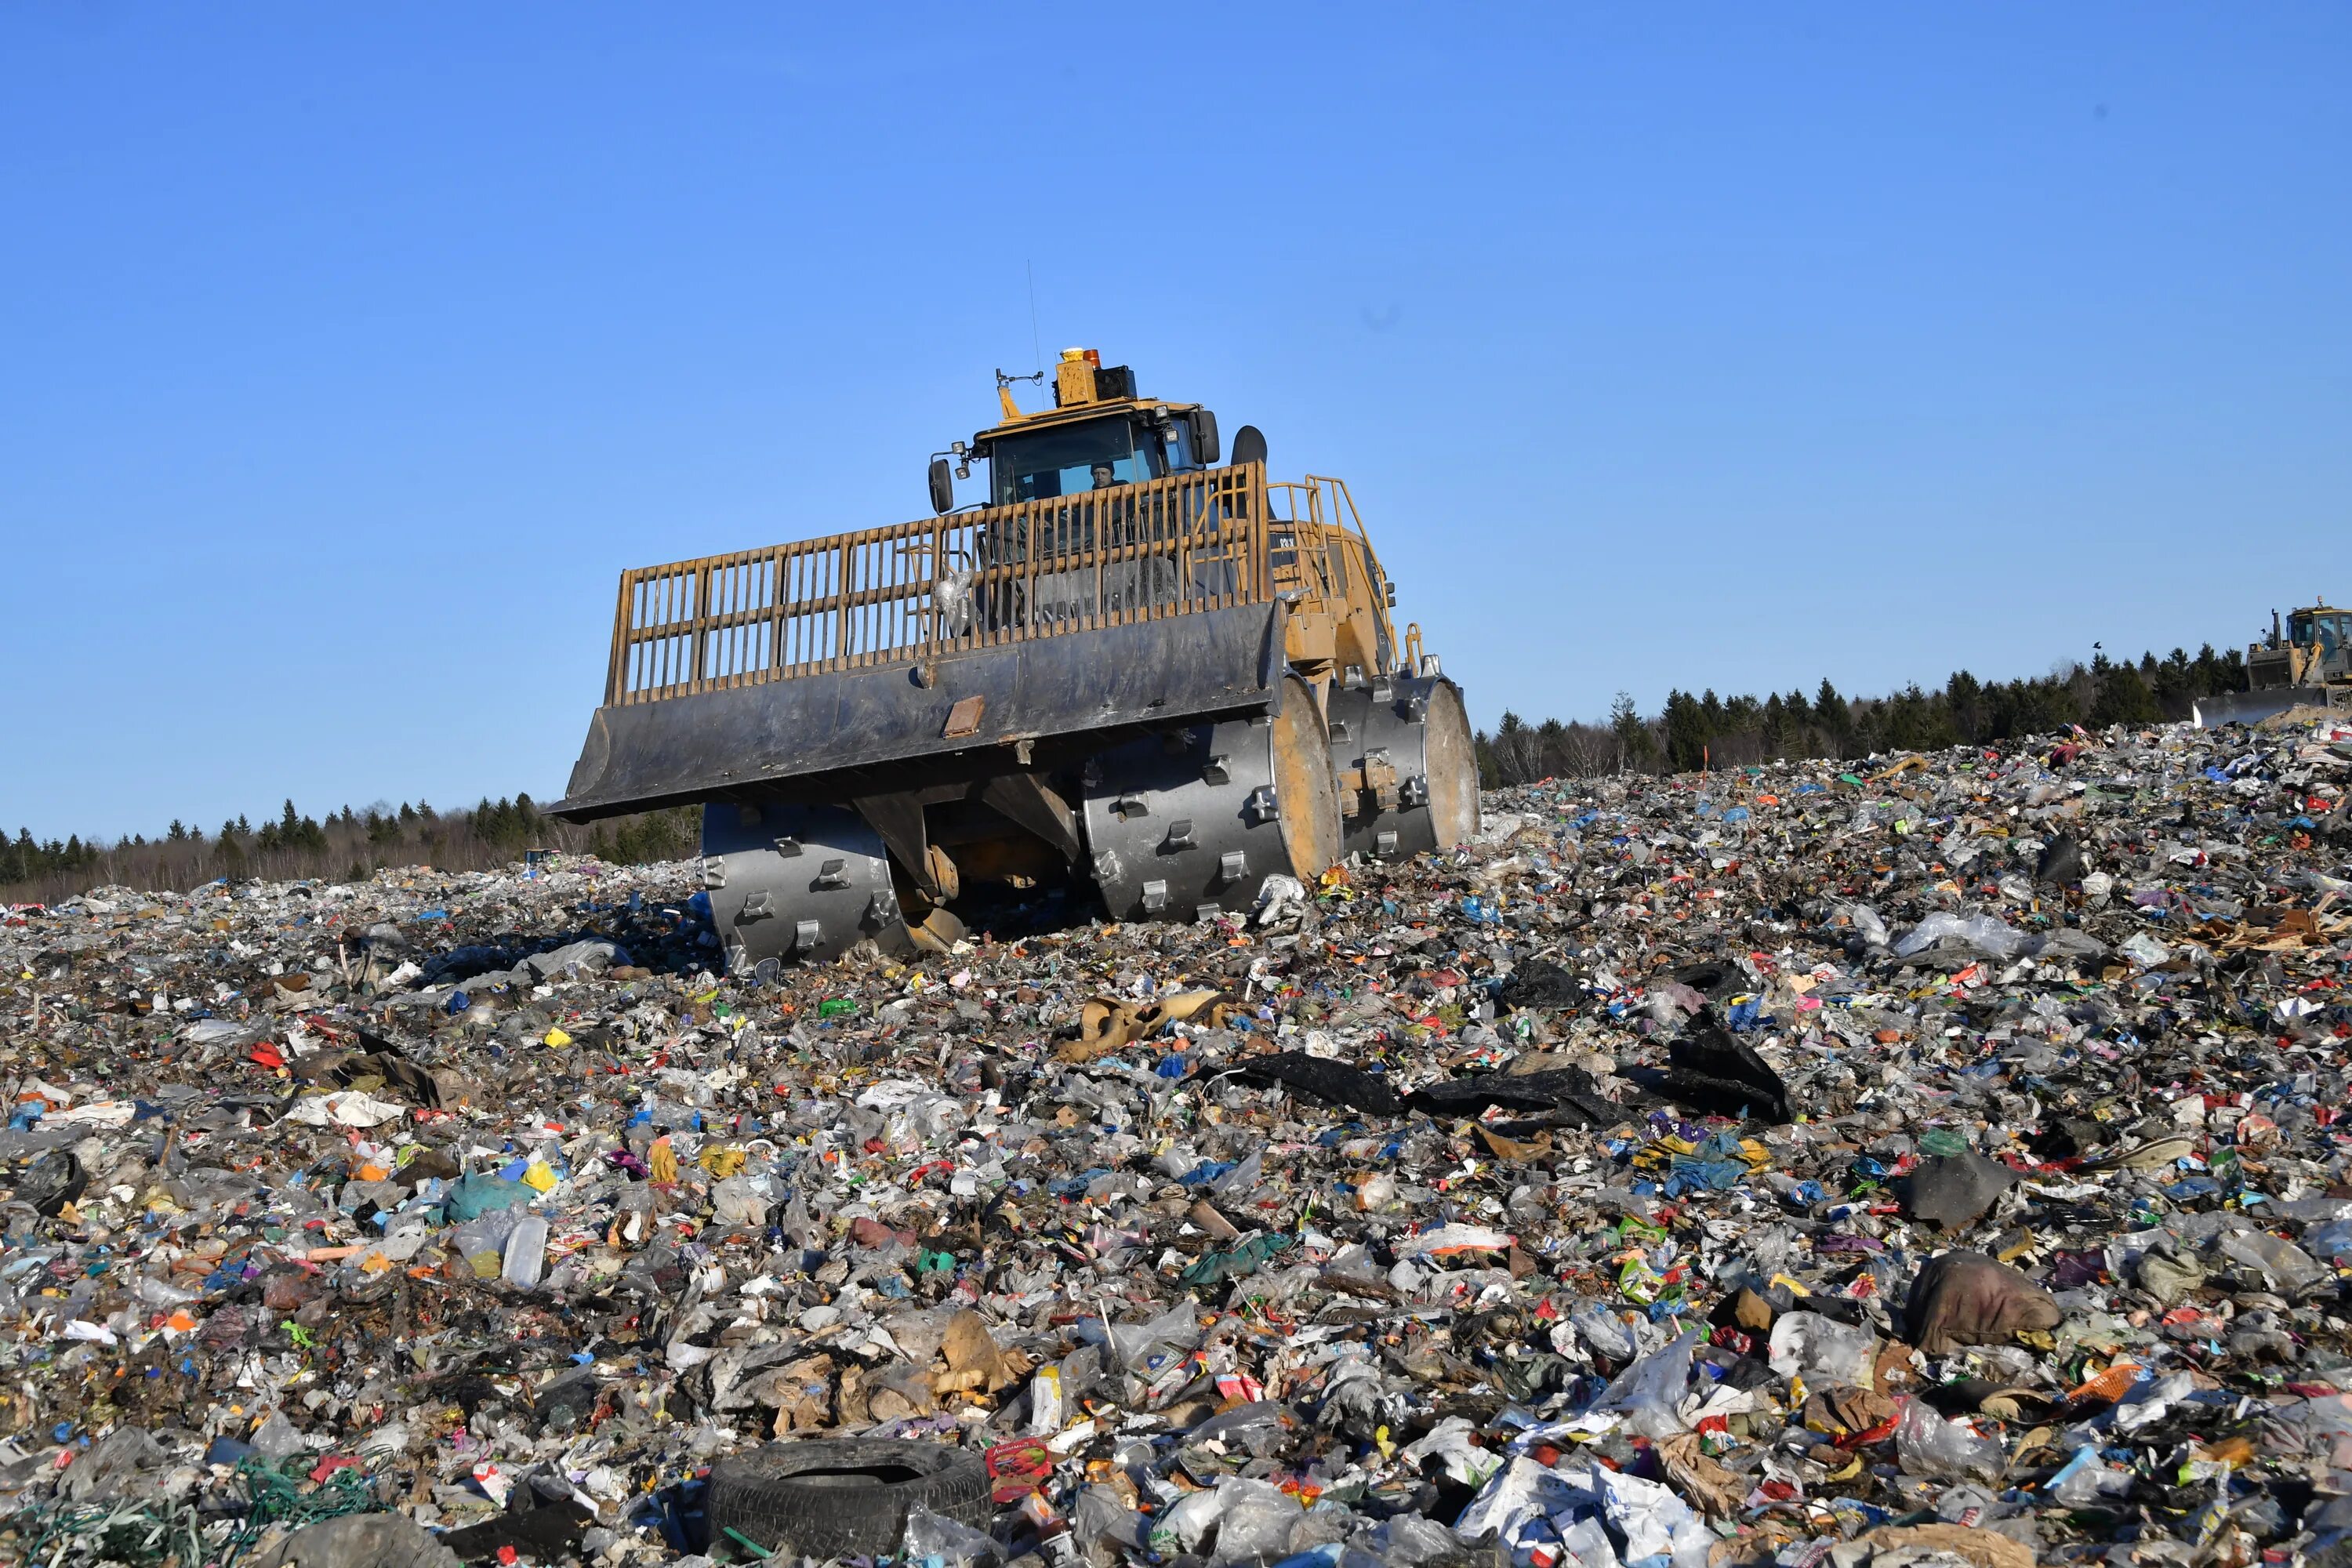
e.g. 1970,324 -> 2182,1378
607,571 -> 634,704
836,539 -> 854,666
930,521 -> 946,655
1251,464 -> 1269,603
767,550 -> 785,672
1091,498 -> 1104,625
660,572 -> 677,691
689,562 -> 711,686
1024,509 -> 1036,635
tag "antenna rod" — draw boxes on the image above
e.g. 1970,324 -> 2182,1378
1025,260 -> 1043,376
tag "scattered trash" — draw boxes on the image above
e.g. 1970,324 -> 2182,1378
9,713 -> 2352,1565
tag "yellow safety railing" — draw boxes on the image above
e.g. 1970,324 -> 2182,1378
604,463 -> 1274,706
1265,474 -> 1374,603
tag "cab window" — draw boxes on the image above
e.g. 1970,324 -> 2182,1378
988,419 -> 1160,504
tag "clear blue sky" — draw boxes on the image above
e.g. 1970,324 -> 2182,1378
4,5 -> 2346,840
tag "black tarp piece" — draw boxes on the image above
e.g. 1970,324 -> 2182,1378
1406,1065 -> 1618,1127
1227,1053 -> 1403,1116
2035,833 -> 2085,886
16,1149 -> 86,1218
1495,959 -> 1581,1011
1668,960 -> 1740,1000
439,1495 -> 593,1565
1900,1152 -> 2021,1230
1632,1011 -> 1791,1123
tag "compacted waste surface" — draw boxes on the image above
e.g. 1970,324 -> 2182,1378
10,714 -> 2352,1566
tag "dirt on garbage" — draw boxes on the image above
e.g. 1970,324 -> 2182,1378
9,713 -> 2352,1566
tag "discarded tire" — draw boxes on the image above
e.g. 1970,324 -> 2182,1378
704,1438 -> 990,1560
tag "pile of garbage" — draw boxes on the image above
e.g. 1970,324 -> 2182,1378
9,713 -> 2352,1568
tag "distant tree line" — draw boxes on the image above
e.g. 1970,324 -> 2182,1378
0,642 -> 2261,900
1475,644 -> 2250,786
1,793 -> 701,905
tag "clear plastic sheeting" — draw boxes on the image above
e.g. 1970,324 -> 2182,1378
1893,910 -> 2031,960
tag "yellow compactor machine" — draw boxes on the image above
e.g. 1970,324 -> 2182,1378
555,350 -> 1477,968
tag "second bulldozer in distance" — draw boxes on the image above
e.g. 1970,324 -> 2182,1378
2195,600 -> 2352,728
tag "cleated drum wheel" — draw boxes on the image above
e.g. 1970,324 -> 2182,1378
1081,674 -> 1342,922
1325,673 -> 1480,862
700,801 -> 910,971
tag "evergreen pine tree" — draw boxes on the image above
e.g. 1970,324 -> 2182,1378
1815,680 -> 1850,734
1661,690 -> 1709,771
2091,664 -> 2161,727
1609,692 -> 1649,771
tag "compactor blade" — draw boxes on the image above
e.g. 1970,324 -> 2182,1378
2192,687 -> 2332,728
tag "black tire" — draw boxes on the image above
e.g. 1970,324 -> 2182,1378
705,1438 -> 992,1561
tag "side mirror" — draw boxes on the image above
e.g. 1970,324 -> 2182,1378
1187,408 -> 1220,466
1230,424 -> 1268,470
927,457 -> 954,515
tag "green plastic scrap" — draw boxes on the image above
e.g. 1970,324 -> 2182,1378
1179,1231 -> 1295,1287
442,1173 -> 534,1221
2,1456 -> 379,1568
724,1524 -> 777,1559
5,1497 -> 209,1568
230,1455 -> 381,1560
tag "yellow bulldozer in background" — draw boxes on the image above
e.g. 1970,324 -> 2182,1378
555,349 -> 1479,968
2194,600 -> 2352,728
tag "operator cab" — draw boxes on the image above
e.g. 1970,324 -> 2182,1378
2288,604 -> 2350,659
927,347 -> 1221,514
987,408 -> 1198,503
